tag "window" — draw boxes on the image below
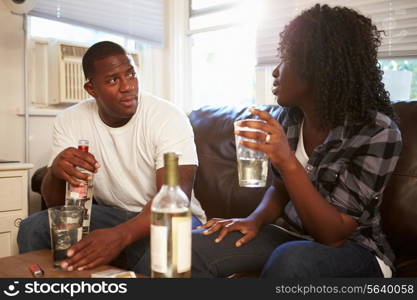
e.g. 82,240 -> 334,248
29,16 -> 138,51
190,25 -> 256,109
30,0 -> 164,45
189,0 -> 259,109
380,59 -> 417,100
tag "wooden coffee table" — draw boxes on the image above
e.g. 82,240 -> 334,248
0,249 -> 142,278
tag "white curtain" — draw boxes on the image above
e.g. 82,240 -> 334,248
256,0 -> 417,66
29,0 -> 164,45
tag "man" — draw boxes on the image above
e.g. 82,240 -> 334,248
18,41 -> 205,274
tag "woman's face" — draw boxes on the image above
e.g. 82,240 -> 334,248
272,61 -> 312,108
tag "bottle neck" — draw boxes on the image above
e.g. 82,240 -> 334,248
78,145 -> 89,152
165,163 -> 179,187
78,140 -> 89,153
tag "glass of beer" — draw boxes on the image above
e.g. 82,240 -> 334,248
234,120 -> 269,187
48,205 -> 83,268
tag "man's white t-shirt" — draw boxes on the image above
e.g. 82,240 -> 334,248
48,91 -> 206,222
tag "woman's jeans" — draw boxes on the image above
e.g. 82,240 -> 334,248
191,224 -> 384,278
17,204 -> 202,276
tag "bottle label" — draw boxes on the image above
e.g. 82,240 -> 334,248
79,198 -> 92,231
172,216 -> 191,273
151,224 -> 168,273
69,185 -> 88,199
77,227 -> 83,242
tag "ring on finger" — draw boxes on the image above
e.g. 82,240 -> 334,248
265,134 -> 271,144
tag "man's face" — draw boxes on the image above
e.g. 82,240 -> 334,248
84,54 -> 139,127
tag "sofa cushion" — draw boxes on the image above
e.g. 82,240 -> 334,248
382,102 -> 417,264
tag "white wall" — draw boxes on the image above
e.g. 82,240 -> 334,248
0,2 -> 48,213
28,114 -> 55,213
0,1 -> 25,162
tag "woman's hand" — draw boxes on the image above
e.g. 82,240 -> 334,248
197,217 -> 260,247
235,108 -> 298,172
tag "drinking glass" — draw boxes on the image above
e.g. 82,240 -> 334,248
48,205 -> 83,268
234,120 -> 269,187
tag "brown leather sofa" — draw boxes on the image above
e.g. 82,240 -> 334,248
32,101 -> 417,277
189,101 -> 417,277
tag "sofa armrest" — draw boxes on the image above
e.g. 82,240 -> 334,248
31,166 -> 48,195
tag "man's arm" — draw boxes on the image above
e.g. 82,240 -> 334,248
41,168 -> 66,207
62,165 -> 197,271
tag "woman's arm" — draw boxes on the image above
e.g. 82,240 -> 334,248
279,158 -> 358,247
247,180 -> 290,228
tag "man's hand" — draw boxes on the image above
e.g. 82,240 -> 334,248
197,217 -> 261,247
51,147 -> 100,186
61,227 -> 126,271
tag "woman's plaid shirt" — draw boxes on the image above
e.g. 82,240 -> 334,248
272,108 -> 402,270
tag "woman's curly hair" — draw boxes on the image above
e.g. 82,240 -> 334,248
278,4 -> 395,128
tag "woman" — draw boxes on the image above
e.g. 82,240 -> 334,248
191,4 -> 402,278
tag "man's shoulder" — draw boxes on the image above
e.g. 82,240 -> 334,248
56,99 -> 96,121
140,91 -> 186,118
141,91 -> 178,109
58,98 -> 96,115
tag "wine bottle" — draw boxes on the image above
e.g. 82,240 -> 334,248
151,152 -> 192,278
65,139 -> 93,237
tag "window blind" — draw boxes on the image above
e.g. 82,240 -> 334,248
29,0 -> 164,45
256,0 -> 417,67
